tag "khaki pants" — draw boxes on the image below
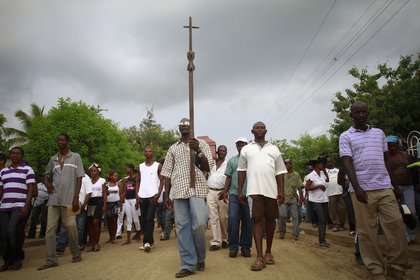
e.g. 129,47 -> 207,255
328,194 -> 346,227
351,189 -> 408,273
207,189 -> 228,246
45,206 -> 80,264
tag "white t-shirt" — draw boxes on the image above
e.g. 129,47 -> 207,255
237,141 -> 287,199
138,162 -> 160,198
79,174 -> 93,206
107,184 -> 120,202
91,177 -> 106,198
306,170 -> 328,203
325,168 -> 343,196
207,160 -> 227,190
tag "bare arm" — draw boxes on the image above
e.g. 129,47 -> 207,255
341,156 -> 367,203
238,171 -> 246,204
276,173 -> 285,204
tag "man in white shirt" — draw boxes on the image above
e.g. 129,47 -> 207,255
207,145 -> 228,251
237,121 -> 286,271
325,157 -> 347,232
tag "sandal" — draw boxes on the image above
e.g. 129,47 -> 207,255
264,253 -> 275,265
251,257 -> 266,271
37,262 -> 58,271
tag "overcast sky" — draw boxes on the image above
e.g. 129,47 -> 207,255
1,0 -> 419,156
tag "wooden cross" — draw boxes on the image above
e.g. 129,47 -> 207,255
183,17 -> 199,188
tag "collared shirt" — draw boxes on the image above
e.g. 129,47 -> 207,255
325,168 -> 343,196
284,171 -> 302,203
339,126 -> 392,192
225,154 -> 247,196
306,170 -> 329,203
161,138 -> 214,199
207,159 -> 227,190
34,182 -> 49,207
0,162 -> 36,211
237,141 -> 287,199
45,150 -> 85,206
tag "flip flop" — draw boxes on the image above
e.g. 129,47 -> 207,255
264,253 -> 275,265
37,262 -> 58,271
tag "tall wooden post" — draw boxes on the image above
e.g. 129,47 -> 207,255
184,17 -> 199,188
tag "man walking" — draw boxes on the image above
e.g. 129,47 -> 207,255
278,159 -> 302,241
0,147 -> 35,271
238,121 -> 286,271
38,133 -> 84,270
136,147 -> 163,252
162,118 -> 213,278
325,157 -> 347,232
219,137 -> 252,258
207,145 -> 228,251
340,101 -> 408,279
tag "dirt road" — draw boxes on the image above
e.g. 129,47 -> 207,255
3,230 -> 420,280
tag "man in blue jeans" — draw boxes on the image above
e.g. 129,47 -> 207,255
219,137 -> 252,258
162,118 -> 213,278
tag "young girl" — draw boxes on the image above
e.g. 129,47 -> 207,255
87,163 -> 106,252
105,171 -> 122,243
120,164 -> 141,245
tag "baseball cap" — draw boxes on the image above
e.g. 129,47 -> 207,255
235,137 -> 248,144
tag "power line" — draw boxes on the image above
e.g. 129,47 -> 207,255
271,0 -> 410,130
263,0 -> 337,122
274,0 -> 393,123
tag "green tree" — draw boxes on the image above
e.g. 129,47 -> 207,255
24,98 -> 140,175
122,107 -> 178,163
273,134 -> 334,176
330,54 -> 420,143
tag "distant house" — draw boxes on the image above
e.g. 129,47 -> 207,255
197,136 -> 216,160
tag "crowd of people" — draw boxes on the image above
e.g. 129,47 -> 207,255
0,101 -> 418,280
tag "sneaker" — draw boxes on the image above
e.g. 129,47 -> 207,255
144,243 -> 152,252
332,226 -> 339,232
349,231 -> 356,237
160,235 -> 169,241
115,235 -> 122,240
241,248 -> 251,258
320,241 -> 330,248
229,249 -> 238,258
209,245 -> 220,251
222,241 -> 228,249
56,249 -> 64,256
139,245 -> 145,250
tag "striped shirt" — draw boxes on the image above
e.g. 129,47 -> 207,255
339,126 -> 392,191
161,139 -> 214,199
0,163 -> 36,211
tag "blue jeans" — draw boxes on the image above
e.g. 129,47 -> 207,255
227,194 -> 252,251
140,198 -> 157,245
400,185 -> 416,241
57,210 -> 87,250
0,210 -> 26,264
342,190 -> 356,231
173,197 -> 208,272
279,197 -> 299,237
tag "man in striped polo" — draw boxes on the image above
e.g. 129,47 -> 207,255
0,147 -> 35,271
339,101 -> 408,280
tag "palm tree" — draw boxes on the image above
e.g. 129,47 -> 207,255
7,103 -> 45,145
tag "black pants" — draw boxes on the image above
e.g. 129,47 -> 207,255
0,210 -> 26,264
28,201 -> 48,238
140,198 -> 157,245
314,202 -> 328,244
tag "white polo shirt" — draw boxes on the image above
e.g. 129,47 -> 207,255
237,141 -> 287,199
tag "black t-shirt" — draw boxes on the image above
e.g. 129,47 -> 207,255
124,176 -> 137,199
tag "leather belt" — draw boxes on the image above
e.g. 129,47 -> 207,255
209,188 -> 223,191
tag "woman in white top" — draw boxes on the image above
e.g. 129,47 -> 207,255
87,163 -> 106,252
105,170 -> 122,244
305,157 -> 330,248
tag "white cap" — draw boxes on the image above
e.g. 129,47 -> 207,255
235,137 -> 248,144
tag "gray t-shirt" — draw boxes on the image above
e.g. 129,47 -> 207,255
45,150 -> 85,206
